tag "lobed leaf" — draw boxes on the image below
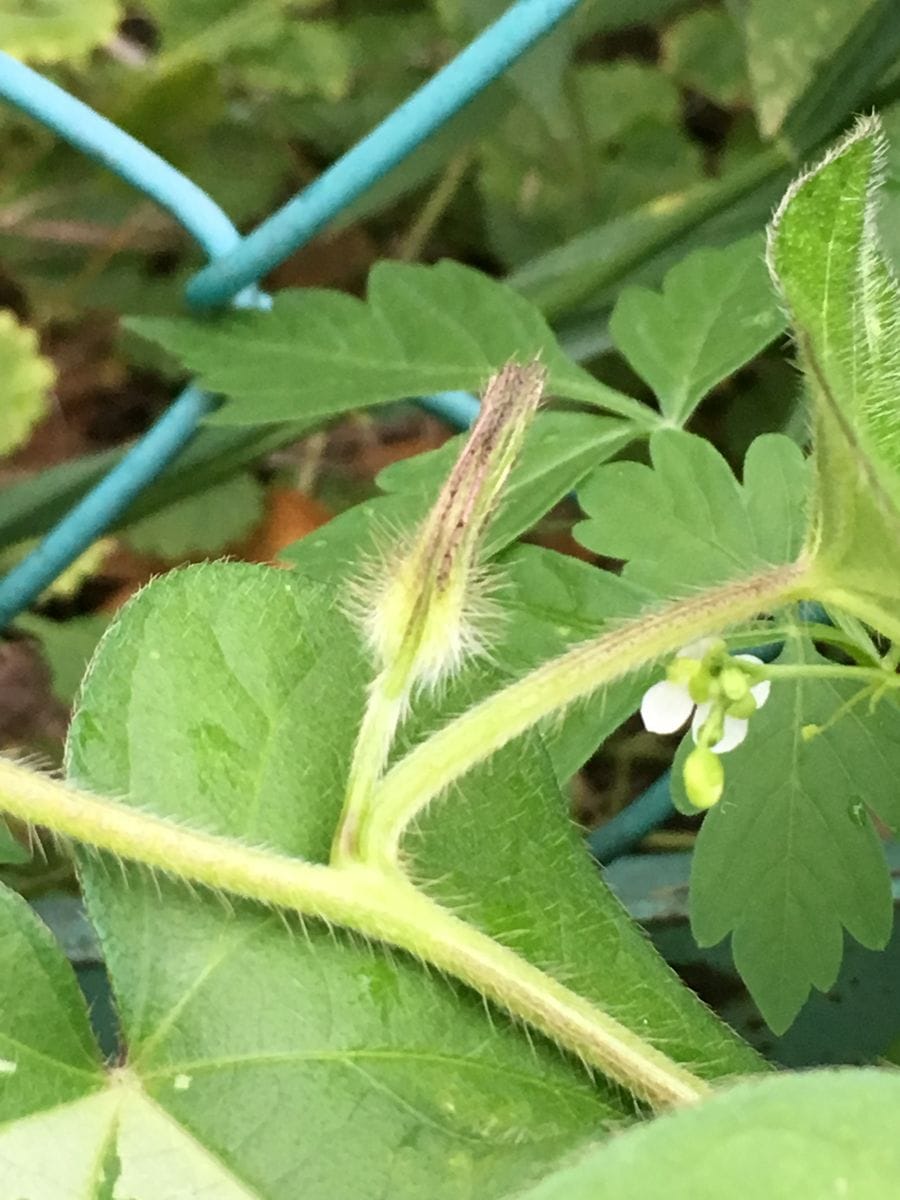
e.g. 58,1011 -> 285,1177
128,261 -> 648,426
609,237 -> 786,426
574,430 -> 808,597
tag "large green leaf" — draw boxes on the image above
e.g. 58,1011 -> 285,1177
517,1069 -> 900,1200
675,639 -> 900,1033
767,114 -> 900,604
128,261 -> 649,426
48,563 -> 759,1198
608,237 -> 786,426
574,430 -> 808,596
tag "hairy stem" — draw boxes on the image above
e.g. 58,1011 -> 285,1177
0,756 -> 706,1111
360,560 -> 812,865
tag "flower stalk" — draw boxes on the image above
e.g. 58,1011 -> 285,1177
333,361 -> 545,864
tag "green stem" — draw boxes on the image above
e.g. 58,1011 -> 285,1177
760,663 -> 899,685
0,756 -> 707,1110
398,150 -> 471,262
332,668 -> 405,865
361,560 -> 812,866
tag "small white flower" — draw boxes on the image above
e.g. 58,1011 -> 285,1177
640,644 -> 770,754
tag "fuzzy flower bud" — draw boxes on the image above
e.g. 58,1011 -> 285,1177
364,361 -> 546,695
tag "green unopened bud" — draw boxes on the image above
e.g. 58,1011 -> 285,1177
727,692 -> 758,719
683,746 -> 724,810
687,673 -> 713,704
364,361 -> 545,693
719,665 -> 751,702
668,657 -> 702,687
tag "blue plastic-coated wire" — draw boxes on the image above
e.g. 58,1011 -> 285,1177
0,53 -> 244,266
0,386 -> 213,631
418,391 -> 482,428
588,773 -> 674,864
186,0 -> 583,308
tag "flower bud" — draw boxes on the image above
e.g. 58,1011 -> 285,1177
364,361 -> 545,694
683,746 -> 725,810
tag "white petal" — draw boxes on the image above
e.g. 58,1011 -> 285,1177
735,654 -> 771,708
678,637 -> 717,660
640,681 -> 694,734
691,705 -> 749,753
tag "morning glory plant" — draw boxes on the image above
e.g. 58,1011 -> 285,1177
3,114 -> 900,1195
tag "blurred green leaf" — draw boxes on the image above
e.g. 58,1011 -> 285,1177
727,0 -> 875,138
509,146 -> 789,320
0,0 -> 120,60
479,63 -> 702,267
121,472 -> 265,557
129,261 -> 651,425
662,8 -> 749,108
0,820 -> 29,865
0,310 -> 54,456
16,613 -> 109,706
609,237 -> 786,425
0,425 -> 304,554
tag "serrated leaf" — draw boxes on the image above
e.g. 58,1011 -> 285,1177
0,309 -> 54,455
677,639 -> 900,1033
766,115 -> 900,600
0,0 -> 120,59
662,9 -> 749,109
121,472 -> 265,558
574,430 -> 808,597
516,1069 -> 900,1200
608,237 -> 786,425
47,563 -> 759,1198
128,261 -> 649,426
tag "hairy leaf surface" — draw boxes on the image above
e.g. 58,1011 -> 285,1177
26,564 -> 761,1198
